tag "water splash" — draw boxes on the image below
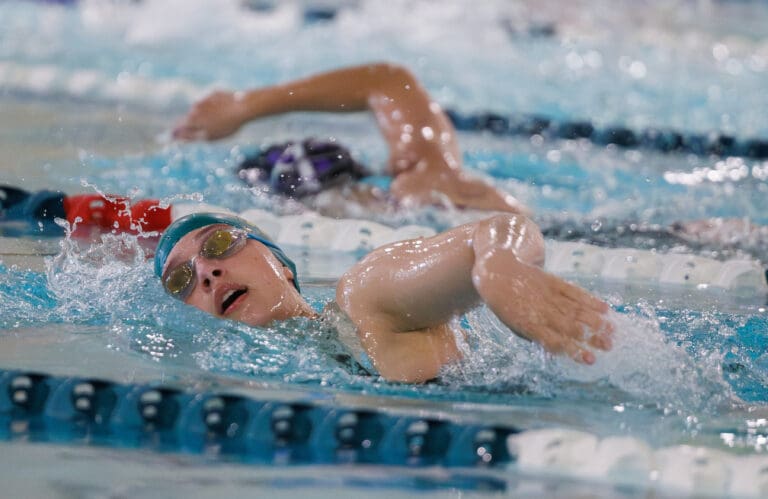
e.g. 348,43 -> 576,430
40,229 -> 366,384
442,303 -> 741,414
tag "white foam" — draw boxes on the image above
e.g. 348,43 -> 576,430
4,0 -> 767,135
65,69 -> 104,96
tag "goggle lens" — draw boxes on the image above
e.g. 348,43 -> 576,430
164,263 -> 194,299
201,229 -> 243,258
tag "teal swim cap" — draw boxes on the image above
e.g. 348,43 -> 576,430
153,212 -> 299,291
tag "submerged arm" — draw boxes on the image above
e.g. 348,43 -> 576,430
336,214 -> 613,383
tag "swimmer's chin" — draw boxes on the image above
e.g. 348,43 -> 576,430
221,299 -> 285,328
198,291 -> 314,328
221,299 -> 274,327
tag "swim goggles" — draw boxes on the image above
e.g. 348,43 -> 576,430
162,227 -> 249,301
154,212 -> 299,293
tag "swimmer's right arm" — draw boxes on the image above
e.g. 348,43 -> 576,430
337,214 -> 613,383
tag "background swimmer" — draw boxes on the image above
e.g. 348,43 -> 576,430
172,62 -> 532,217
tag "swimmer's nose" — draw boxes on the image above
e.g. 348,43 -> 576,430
194,258 -> 223,291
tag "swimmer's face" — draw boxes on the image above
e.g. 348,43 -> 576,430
161,224 -> 301,326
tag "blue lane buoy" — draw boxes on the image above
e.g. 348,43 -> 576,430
446,425 -> 519,467
2,372 -> 56,416
512,114 -> 552,136
745,139 -> 768,159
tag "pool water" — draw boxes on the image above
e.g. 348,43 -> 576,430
2,0 -> 768,496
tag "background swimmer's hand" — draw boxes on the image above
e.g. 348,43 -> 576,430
472,247 -> 614,364
173,90 -> 247,141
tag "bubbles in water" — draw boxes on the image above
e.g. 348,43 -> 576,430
553,309 -> 736,412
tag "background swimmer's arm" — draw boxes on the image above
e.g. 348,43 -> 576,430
173,63 -> 439,142
336,214 -> 613,383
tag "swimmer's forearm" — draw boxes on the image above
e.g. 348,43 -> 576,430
340,213 -> 612,374
175,61 -> 456,156
470,218 -> 614,364
237,63 -> 425,119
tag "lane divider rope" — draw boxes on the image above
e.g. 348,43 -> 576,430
2,60 -> 765,159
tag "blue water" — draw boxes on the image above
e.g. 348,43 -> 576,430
3,0 -> 768,495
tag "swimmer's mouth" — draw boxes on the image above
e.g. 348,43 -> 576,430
221,288 -> 247,315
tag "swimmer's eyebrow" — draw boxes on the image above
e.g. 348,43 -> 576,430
162,224 -> 225,276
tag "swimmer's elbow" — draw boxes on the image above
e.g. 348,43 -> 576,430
474,214 -> 545,267
367,63 -> 419,91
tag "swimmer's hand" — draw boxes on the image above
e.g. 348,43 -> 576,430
473,248 -> 614,364
173,90 -> 248,141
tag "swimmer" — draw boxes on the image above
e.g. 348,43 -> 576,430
0,185 -> 614,382
154,212 -> 614,383
172,62 -> 532,217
